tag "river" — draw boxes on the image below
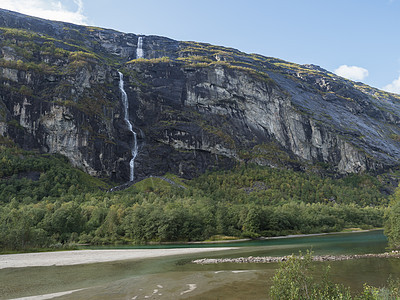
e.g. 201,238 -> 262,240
1,230 -> 398,299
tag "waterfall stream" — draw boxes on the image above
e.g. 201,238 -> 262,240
118,71 -> 138,181
115,37 -> 143,182
136,36 -> 144,59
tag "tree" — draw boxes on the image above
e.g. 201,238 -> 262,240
270,251 -> 352,300
44,202 -> 84,242
385,188 -> 400,249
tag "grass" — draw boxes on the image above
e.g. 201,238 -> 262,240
127,57 -> 172,64
131,177 -> 172,193
129,173 -> 189,193
204,235 -> 242,242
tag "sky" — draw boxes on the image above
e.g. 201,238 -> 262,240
1,0 -> 400,93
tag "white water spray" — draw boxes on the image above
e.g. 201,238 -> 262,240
118,71 -> 138,181
136,36 -> 144,59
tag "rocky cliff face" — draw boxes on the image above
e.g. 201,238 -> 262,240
1,9 -> 400,181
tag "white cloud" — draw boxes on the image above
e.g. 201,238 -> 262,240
334,65 -> 369,81
0,0 -> 87,25
382,75 -> 400,94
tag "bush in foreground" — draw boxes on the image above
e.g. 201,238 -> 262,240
270,251 -> 400,300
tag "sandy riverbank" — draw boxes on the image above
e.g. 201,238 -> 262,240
0,248 -> 235,269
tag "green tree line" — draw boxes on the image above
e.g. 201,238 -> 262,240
0,144 -> 388,251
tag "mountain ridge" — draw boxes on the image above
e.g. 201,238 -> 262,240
0,8 -> 399,181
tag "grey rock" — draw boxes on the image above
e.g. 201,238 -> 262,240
0,8 -> 400,182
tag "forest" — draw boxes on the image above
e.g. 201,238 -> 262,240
0,140 -> 393,251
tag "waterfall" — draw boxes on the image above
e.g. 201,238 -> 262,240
118,71 -> 138,181
136,36 -> 144,59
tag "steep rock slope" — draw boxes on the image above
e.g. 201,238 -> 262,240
0,9 -> 399,181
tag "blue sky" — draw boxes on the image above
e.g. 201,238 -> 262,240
1,0 -> 400,93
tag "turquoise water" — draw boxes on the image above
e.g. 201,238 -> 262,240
0,230 -> 395,300
83,229 -> 387,251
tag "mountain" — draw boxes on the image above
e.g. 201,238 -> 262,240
1,9 -> 400,182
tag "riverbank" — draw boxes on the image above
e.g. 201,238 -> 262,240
0,230 -> 390,300
258,228 -> 382,240
0,248 -> 235,269
192,251 -> 400,264
146,238 -> 250,245
147,229 -> 382,246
